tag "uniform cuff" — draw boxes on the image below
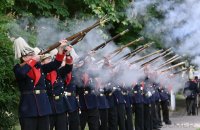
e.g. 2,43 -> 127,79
26,59 -> 37,68
55,53 -> 65,62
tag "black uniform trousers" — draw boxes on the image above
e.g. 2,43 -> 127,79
155,101 -> 162,126
117,104 -> 126,130
108,106 -> 118,130
19,116 -> 49,130
68,110 -> 81,130
99,109 -> 108,130
160,100 -> 170,122
134,103 -> 144,130
186,98 -> 196,115
144,104 -> 152,130
125,107 -> 134,130
151,102 -> 160,129
80,108 -> 99,130
50,113 -> 66,130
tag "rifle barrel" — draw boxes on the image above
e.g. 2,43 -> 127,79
109,37 -> 144,56
130,49 -> 163,65
160,62 -> 186,73
140,48 -> 172,67
172,68 -> 188,75
91,29 -> 129,51
156,56 -> 181,70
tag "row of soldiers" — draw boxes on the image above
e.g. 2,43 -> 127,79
13,37 -> 171,130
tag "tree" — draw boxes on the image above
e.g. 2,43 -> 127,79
0,14 -> 19,129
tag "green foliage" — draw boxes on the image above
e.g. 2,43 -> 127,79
0,0 -> 15,13
13,0 -> 69,18
7,21 -> 37,46
0,14 -> 19,129
84,0 -> 130,23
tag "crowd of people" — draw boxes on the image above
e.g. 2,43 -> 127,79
13,37 -> 174,130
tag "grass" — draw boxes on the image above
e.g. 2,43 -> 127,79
14,125 -> 20,130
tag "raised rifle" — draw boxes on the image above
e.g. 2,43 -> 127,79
156,55 -> 181,70
170,67 -> 188,75
158,55 -> 179,67
39,16 -> 108,55
121,42 -> 153,60
160,61 -> 186,73
141,48 -> 172,67
130,49 -> 163,65
108,37 -> 144,59
91,29 -> 129,51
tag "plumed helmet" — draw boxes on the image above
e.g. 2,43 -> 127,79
14,37 -> 35,59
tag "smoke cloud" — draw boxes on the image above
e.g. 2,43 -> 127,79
126,0 -> 200,92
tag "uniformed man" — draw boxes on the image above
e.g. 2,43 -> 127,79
113,82 -> 126,130
158,85 -> 171,124
184,78 -> 199,115
153,83 -> 163,128
150,83 -> 161,130
95,78 -> 109,130
122,86 -> 134,130
76,58 -> 100,130
13,37 -> 66,130
64,69 -> 81,130
41,47 -> 73,130
143,77 -> 153,130
105,81 -> 118,130
102,59 -> 118,130
132,83 -> 144,130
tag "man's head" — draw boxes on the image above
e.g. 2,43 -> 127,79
14,37 -> 35,60
21,51 -> 35,62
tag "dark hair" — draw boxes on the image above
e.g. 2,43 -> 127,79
20,57 -> 24,63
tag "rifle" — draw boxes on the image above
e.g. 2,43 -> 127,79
39,17 -> 108,55
91,29 -> 129,51
172,68 -> 188,75
121,42 -> 153,60
156,56 -> 181,70
108,37 -> 144,59
158,55 -> 179,67
160,61 -> 186,73
141,48 -> 172,67
130,49 -> 163,65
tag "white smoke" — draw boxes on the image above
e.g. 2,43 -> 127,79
129,0 -> 200,66
125,0 -> 200,92
33,17 -> 148,86
12,16 -> 177,89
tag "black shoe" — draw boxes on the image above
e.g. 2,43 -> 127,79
158,123 -> 163,127
165,120 -> 172,125
153,128 -> 160,130
153,126 -> 161,129
157,125 -> 162,128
